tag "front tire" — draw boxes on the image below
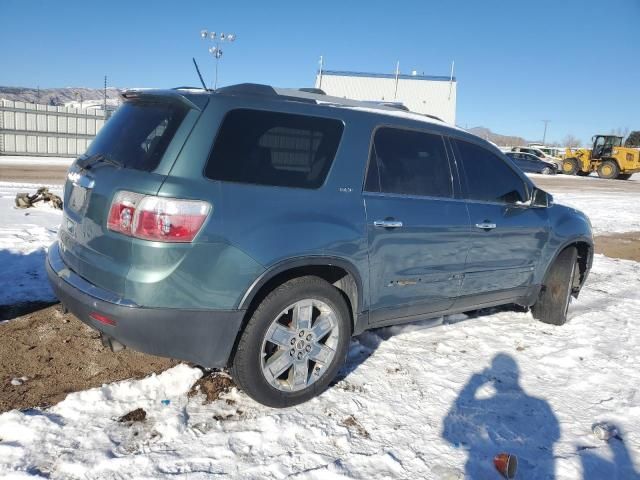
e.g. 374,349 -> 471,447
231,276 -> 351,407
532,247 -> 578,326
562,158 -> 580,175
597,160 -> 619,179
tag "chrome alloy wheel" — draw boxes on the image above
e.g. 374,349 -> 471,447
260,299 -> 340,392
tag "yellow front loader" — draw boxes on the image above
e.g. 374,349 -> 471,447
562,135 -> 640,180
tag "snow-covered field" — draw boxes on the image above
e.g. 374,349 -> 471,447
553,192 -> 640,234
0,179 -> 639,479
0,183 -> 62,307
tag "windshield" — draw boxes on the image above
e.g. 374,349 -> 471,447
84,101 -> 187,171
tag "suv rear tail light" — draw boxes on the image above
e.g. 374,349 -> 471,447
107,191 -> 144,236
107,191 -> 210,243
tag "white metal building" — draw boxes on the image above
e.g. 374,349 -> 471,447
315,70 -> 457,125
0,99 -> 106,157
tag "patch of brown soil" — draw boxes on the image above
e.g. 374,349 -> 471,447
0,304 -> 179,413
594,232 -> 640,262
0,164 -> 67,184
188,372 -> 235,403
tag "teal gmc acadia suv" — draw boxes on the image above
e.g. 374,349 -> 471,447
47,84 -> 593,406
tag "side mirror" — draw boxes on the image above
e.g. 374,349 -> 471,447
530,188 -> 553,208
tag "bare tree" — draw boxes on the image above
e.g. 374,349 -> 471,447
610,127 -> 630,138
562,134 -> 581,148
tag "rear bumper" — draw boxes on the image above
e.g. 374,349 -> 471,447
46,241 -> 245,367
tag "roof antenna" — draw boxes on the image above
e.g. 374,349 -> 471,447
192,57 -> 209,91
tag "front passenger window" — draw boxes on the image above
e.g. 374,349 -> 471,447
453,139 -> 528,204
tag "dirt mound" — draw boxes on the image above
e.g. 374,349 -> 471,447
118,408 -> 147,423
0,304 -> 178,413
188,372 -> 235,403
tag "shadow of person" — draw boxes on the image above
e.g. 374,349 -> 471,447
580,426 -> 640,479
442,353 -> 559,479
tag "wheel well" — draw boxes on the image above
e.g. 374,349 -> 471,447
569,241 -> 591,292
229,265 -> 359,365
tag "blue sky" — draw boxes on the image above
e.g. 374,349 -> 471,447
1,0 -> 638,144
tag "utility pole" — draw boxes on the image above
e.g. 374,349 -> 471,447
393,61 -> 400,100
318,55 -> 324,89
448,60 -> 455,100
542,120 -> 550,145
104,76 -> 107,114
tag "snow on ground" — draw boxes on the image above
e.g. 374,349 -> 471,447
0,156 -> 73,167
553,191 -> 640,234
0,178 -> 639,478
0,182 -> 62,307
0,254 -> 638,479
526,173 -> 640,234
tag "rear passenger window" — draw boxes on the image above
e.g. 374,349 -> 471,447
364,128 -> 452,198
453,139 -> 528,204
205,109 -> 343,189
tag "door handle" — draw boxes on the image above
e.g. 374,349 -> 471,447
475,222 -> 497,230
374,220 -> 403,229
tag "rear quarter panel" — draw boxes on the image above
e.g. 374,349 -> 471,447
206,98 -> 374,310
127,99 -> 266,310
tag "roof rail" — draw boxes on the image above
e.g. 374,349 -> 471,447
422,113 -> 445,122
206,83 -> 447,124
298,87 -> 326,95
361,101 -> 409,112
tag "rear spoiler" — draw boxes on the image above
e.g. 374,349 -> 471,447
120,89 -> 209,111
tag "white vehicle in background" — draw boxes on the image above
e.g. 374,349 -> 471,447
529,144 -> 565,159
512,145 -> 563,170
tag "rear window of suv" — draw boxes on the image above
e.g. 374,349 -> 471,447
205,109 -> 344,189
84,101 -> 188,171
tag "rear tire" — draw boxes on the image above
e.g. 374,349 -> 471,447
562,158 -> 580,175
597,160 -> 619,179
532,247 -> 578,326
617,173 -> 632,180
231,276 -> 351,407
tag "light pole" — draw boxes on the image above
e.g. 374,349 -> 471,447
200,30 -> 236,90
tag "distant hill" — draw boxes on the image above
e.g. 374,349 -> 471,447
0,86 -> 122,109
466,127 -> 528,147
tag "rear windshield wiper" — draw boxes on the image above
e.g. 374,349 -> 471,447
76,153 -> 122,170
